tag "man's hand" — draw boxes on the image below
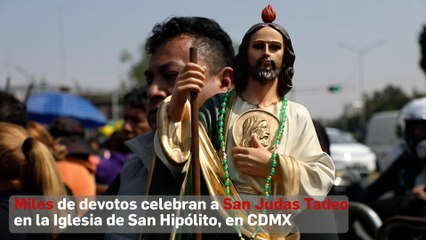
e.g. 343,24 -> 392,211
168,63 -> 206,122
233,135 -> 273,177
412,185 -> 426,201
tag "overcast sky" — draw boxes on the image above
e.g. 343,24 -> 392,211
1,0 -> 426,120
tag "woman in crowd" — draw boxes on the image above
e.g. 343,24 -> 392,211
27,121 -> 75,195
27,121 -> 67,162
0,121 -> 67,239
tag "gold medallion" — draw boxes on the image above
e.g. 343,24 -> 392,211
233,109 -> 279,150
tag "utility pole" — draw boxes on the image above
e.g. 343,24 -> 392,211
338,39 -> 384,137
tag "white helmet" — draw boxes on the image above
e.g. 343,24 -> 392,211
400,97 -> 426,121
399,97 -> 426,147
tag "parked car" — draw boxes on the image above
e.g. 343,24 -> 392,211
365,111 -> 402,172
326,128 -> 377,174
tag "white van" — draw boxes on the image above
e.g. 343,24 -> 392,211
365,111 -> 403,172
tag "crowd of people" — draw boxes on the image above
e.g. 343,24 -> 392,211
0,86 -> 152,239
1,4 -> 425,240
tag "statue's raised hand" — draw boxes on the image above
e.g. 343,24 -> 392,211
168,63 -> 206,122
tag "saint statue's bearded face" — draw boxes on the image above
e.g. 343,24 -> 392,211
247,26 -> 285,85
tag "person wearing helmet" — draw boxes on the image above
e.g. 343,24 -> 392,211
360,97 -> 426,239
400,97 -> 426,153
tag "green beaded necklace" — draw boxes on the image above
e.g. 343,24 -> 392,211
217,89 -> 288,239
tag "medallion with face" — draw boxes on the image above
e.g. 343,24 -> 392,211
233,109 -> 279,149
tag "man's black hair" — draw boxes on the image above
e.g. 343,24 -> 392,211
313,120 -> 330,155
123,85 -> 148,110
0,91 -> 27,127
145,16 -> 234,75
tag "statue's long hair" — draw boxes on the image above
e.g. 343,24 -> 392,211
233,23 -> 296,97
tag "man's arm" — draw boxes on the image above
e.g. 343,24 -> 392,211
102,174 -> 120,195
360,153 -> 405,203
